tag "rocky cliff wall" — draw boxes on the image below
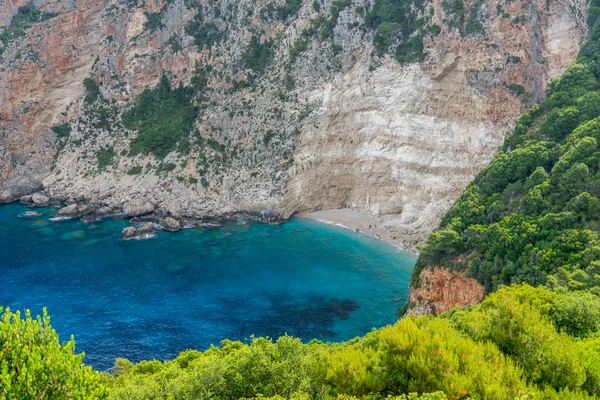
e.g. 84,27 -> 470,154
405,266 -> 485,315
0,0 -> 588,251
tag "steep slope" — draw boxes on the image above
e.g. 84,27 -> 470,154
409,0 -> 600,314
0,0 -> 587,249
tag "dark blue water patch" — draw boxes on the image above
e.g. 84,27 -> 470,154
0,203 -> 415,370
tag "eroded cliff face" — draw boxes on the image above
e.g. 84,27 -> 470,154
283,0 -> 587,251
405,267 -> 485,315
0,0 -> 588,251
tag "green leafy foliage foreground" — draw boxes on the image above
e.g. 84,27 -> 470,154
2,285 -> 599,399
0,308 -> 105,399
413,0 -> 600,295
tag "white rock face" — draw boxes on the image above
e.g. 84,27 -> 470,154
283,0 -> 587,251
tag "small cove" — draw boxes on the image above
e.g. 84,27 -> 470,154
0,203 -> 415,370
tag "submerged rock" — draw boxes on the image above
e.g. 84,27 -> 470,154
19,211 -> 41,218
31,193 -> 49,207
162,217 -> 181,232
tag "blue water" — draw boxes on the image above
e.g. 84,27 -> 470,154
0,203 -> 415,370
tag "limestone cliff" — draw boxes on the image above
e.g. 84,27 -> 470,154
0,0 -> 588,253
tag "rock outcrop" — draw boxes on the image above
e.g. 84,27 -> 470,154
122,199 -> 155,218
31,193 -> 49,207
405,267 -> 485,316
55,203 -> 99,219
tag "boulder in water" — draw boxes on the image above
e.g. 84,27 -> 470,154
122,222 -> 156,240
137,222 -> 156,236
121,227 -> 137,240
162,217 -> 181,232
31,193 -> 49,207
56,204 -> 80,218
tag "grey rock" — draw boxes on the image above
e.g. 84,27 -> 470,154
19,195 -> 32,205
0,178 -> 42,204
404,300 -> 435,317
31,193 -> 50,207
137,222 -> 156,236
49,195 -> 66,205
78,204 -> 98,216
122,199 -> 155,218
121,227 -> 137,240
162,217 -> 181,232
97,207 -> 113,216
56,204 -> 80,218
56,203 -> 99,219
122,222 -> 156,240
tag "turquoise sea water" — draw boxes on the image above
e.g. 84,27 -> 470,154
0,203 -> 415,370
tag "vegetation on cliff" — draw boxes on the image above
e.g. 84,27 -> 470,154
123,74 -> 198,159
412,0 -> 600,295
2,285 -> 599,399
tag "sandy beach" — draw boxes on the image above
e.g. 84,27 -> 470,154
293,209 -> 423,255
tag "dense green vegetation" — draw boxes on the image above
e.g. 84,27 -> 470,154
3,285 -> 599,399
84,78 -> 101,104
261,0 -> 303,21
0,307 -> 105,398
243,34 -> 274,73
123,74 -> 198,159
51,123 -> 71,139
0,4 -> 57,56
413,0 -> 600,295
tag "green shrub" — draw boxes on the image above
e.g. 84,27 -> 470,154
449,286 -> 586,391
0,307 -> 106,398
144,11 -> 163,30
96,147 -> 116,171
84,78 -> 101,104
51,122 -> 71,138
127,166 -> 143,175
243,34 -> 274,73
185,6 -> 224,49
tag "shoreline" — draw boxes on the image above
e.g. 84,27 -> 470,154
293,209 -> 420,256
5,197 -> 423,254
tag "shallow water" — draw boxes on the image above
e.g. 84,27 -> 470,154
0,203 -> 415,370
